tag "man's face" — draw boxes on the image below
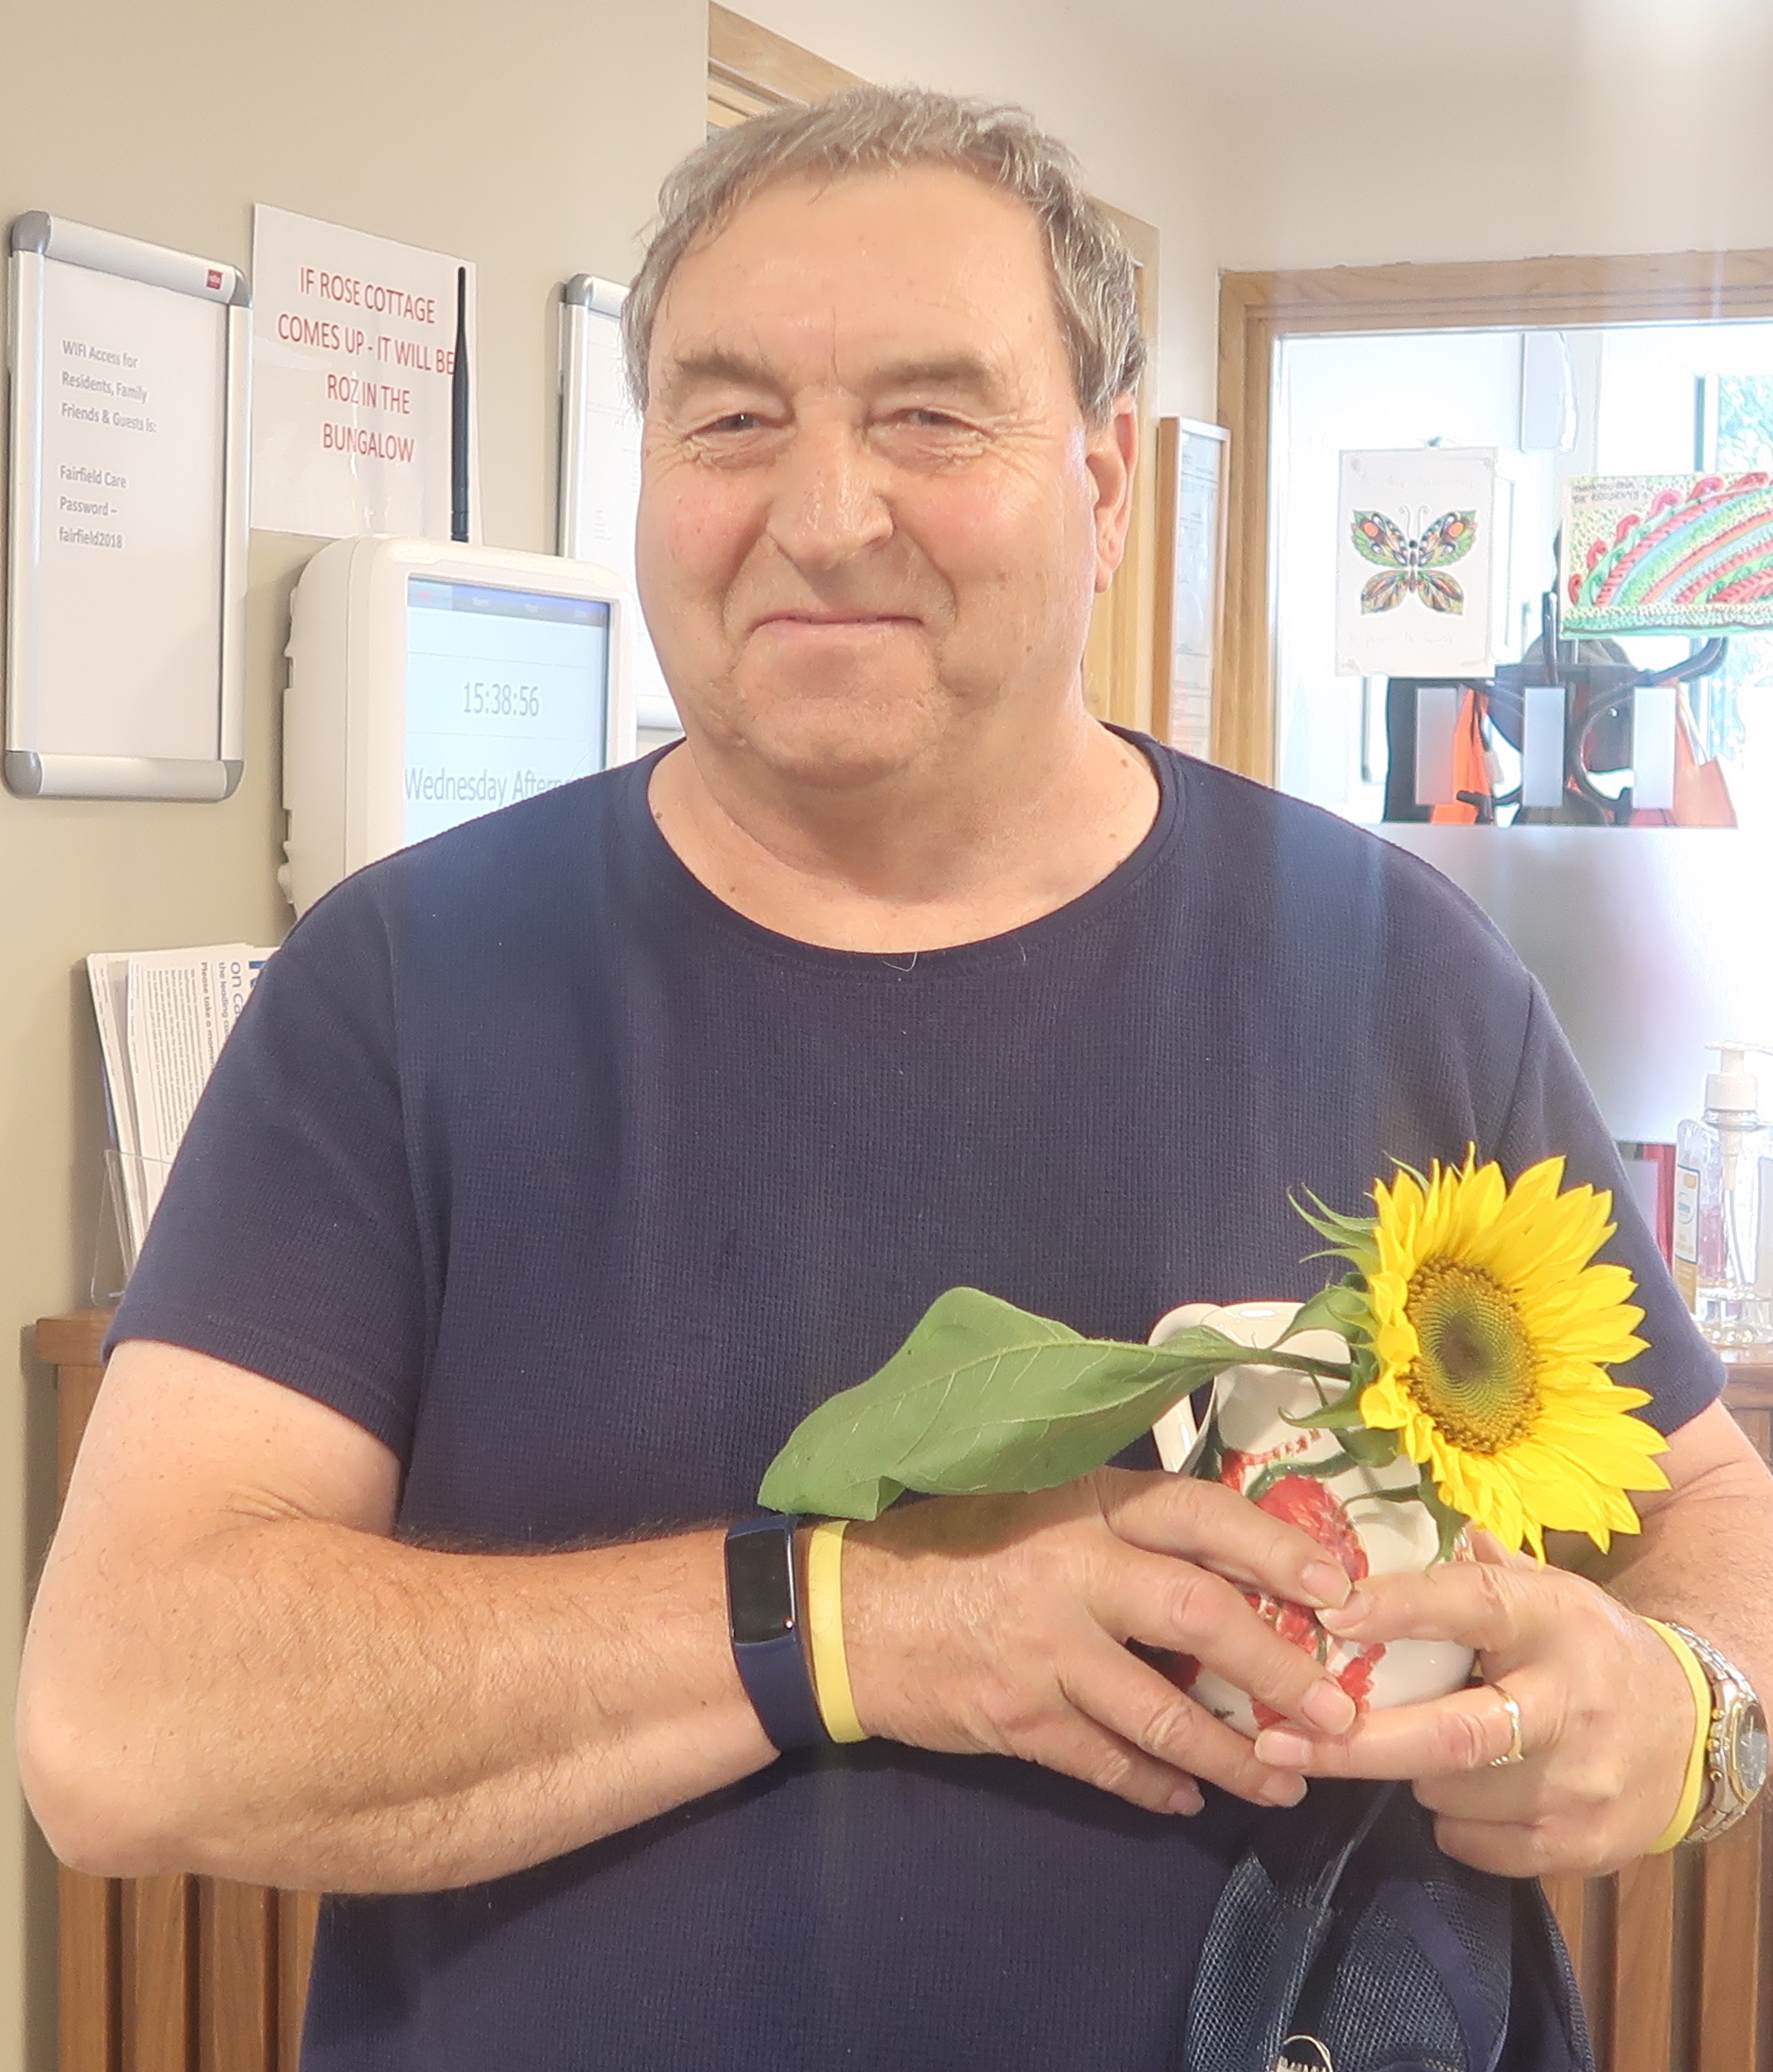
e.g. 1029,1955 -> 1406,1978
638,166 -> 1134,788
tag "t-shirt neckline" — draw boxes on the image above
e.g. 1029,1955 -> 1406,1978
625,724 -> 1184,976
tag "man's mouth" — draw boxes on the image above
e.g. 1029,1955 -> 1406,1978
753,610 -> 921,632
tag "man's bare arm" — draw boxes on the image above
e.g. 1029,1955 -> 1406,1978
1594,1399 -> 1773,1699
17,1340 -> 778,1893
19,1341 -> 1360,1895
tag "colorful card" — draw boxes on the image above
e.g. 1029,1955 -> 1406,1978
1335,448 -> 1498,678
1562,472 -> 1773,636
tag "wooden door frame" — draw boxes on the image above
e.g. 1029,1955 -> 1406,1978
1082,202 -> 1161,735
708,4 -> 861,125
1214,248 -> 1773,782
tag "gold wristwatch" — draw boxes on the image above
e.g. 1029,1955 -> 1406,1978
1665,1623 -> 1769,1845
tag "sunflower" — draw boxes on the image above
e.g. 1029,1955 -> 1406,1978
1343,1152 -> 1667,1558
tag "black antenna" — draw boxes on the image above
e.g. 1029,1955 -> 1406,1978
450,266 -> 470,542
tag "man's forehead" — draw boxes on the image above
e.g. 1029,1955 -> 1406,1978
649,170 -> 1064,400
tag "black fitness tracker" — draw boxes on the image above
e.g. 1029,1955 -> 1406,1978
724,1513 -> 830,1754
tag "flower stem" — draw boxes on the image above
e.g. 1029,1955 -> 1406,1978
1243,1451 -> 1367,1503
1231,1348 -> 1355,1384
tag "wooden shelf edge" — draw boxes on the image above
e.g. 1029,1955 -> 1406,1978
33,1312 -> 113,1368
1723,1371 -> 1773,1411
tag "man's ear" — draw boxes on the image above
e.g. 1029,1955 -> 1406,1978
1085,394 -> 1140,596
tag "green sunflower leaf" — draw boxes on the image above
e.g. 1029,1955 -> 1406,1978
1282,1384 -> 1369,1431
1336,1422 -> 1402,1469
1287,1278 -> 1374,1343
756,1288 -> 1346,1520
1413,1474 -> 1471,1562
1290,1188 -> 1378,1254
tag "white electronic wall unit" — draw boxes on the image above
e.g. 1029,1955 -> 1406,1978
5,212 -> 250,800
558,274 -> 680,746
283,536 -> 632,915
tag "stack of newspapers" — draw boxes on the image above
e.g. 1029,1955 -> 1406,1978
87,943 -> 277,1268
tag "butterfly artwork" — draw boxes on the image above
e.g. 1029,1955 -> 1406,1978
1349,509 -> 1479,615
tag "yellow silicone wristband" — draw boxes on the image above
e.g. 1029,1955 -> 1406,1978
805,1519 -> 869,1744
1644,1618 -> 1712,1853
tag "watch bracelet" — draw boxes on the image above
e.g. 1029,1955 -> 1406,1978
1663,1620 -> 1765,1845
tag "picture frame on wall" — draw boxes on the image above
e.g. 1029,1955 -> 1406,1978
1152,416 -> 1229,759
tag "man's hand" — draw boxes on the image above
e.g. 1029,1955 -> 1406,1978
843,1466 -> 1364,1817
1247,1539 -> 1696,1877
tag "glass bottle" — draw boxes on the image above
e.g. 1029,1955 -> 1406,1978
1675,1044 -> 1773,1350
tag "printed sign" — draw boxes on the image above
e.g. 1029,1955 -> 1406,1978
32,259 -> 228,757
250,205 -> 477,538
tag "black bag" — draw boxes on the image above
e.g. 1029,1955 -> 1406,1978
1183,1783 -> 1595,2072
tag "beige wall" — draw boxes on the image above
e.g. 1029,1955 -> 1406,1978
0,1 -> 704,2063
1196,0 -> 1773,274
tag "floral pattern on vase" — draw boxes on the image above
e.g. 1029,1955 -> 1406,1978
1148,1299 -> 1474,1738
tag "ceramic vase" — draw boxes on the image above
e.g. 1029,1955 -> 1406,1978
1147,1299 -> 1474,1737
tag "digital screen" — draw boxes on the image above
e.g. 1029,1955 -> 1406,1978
404,576 -> 610,843
725,1529 -> 796,1644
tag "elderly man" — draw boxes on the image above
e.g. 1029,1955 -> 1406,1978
20,88 -> 1772,2072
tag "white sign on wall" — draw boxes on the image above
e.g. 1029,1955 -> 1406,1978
250,204 -> 477,539
1334,446 -> 1498,679
5,213 -> 248,801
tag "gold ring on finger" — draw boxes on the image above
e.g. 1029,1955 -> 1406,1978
1488,1686 -> 1527,1768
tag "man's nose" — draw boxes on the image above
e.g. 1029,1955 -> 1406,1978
765,422 -> 893,573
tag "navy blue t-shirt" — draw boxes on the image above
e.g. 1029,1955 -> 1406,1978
113,738 -> 1720,2071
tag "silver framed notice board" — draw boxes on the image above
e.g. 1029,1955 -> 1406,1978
5,213 -> 250,800
558,274 -> 676,741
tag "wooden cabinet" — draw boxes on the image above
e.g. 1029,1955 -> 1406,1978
34,1314 -> 317,2072
28,1317 -> 1773,2071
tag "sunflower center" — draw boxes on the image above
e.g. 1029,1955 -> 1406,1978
1404,1258 -> 1539,1454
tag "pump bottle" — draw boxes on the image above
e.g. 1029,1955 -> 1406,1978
1673,1042 -> 1773,1349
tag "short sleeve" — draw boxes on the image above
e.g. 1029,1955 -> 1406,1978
107,876 -> 429,1459
1495,980 -> 1723,1436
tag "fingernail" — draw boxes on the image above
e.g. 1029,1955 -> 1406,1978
1261,1773 -> 1308,1807
1317,1589 -> 1373,1629
1254,1729 -> 1312,1768
1302,1680 -> 1358,1732
1168,1782 -> 1204,1816
1301,1561 -> 1351,1607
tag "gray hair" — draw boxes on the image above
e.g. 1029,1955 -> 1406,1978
622,85 -> 1146,425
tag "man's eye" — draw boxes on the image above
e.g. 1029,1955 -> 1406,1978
702,412 -> 764,435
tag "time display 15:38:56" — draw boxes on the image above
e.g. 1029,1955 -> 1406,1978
461,680 -> 542,719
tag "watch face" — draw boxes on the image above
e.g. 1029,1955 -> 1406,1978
727,1527 -> 796,1645
1732,1693 -> 1769,1802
